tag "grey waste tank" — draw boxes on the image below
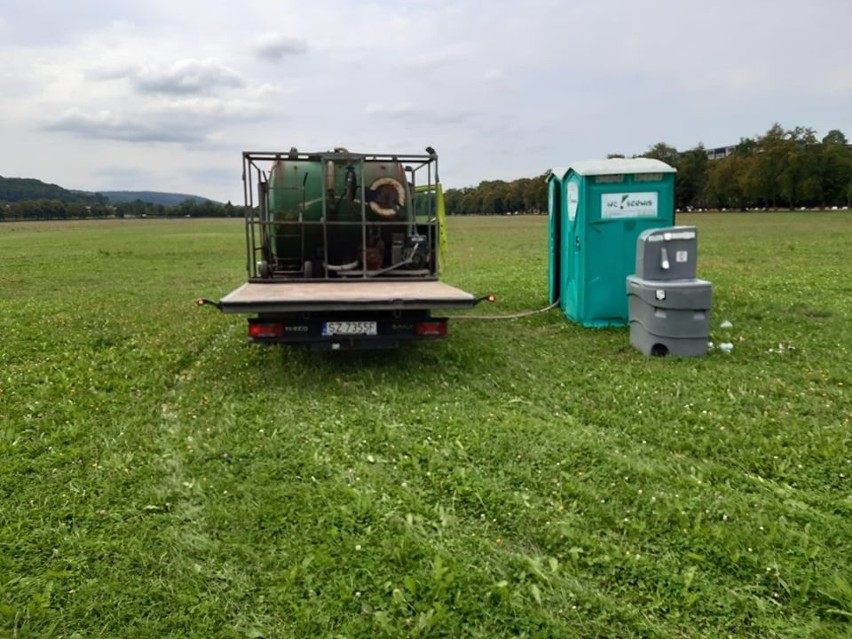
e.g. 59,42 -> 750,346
627,226 -> 713,357
627,276 -> 712,356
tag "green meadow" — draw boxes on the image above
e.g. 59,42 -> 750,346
1,213 -> 850,638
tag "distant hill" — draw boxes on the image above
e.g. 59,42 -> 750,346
0,176 -> 104,204
0,176 -> 216,207
100,191 -> 218,206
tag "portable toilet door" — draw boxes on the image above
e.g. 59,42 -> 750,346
547,172 -> 563,305
547,168 -> 581,309
547,168 -> 584,318
561,172 -> 582,321
552,158 -> 676,327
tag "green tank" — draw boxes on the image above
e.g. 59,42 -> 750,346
267,152 -> 412,271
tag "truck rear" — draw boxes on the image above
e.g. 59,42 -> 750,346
202,148 -> 477,350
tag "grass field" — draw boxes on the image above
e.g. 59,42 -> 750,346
1,213 -> 850,638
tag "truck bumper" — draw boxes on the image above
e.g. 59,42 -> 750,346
247,311 -> 448,350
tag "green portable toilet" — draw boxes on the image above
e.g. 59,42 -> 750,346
547,158 -> 676,326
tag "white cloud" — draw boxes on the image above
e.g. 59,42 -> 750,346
44,108 -> 207,144
43,91 -> 280,146
133,59 -> 245,95
254,33 -> 308,62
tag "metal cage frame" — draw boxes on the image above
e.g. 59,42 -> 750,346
241,149 -> 442,283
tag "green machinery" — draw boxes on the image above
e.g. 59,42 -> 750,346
243,148 -> 446,281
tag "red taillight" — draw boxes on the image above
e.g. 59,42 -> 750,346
415,320 -> 447,337
248,322 -> 284,338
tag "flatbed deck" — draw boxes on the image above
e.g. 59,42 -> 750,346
219,280 -> 476,314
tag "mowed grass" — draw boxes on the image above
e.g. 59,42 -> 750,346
0,213 -> 850,638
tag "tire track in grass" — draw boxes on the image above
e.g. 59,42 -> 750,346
138,324 -> 273,636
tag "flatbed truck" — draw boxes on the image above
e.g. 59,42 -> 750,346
201,148 -> 479,350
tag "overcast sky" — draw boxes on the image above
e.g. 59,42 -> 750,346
1,0 -> 850,203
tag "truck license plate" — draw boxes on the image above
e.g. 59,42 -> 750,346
322,321 -> 378,336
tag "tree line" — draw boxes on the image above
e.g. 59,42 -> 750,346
1,198 -> 242,221
444,176 -> 549,216
443,123 -> 851,215
638,124 -> 851,211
